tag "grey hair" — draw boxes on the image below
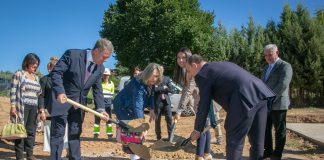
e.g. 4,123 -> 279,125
93,38 -> 114,54
139,63 -> 163,85
264,44 -> 278,53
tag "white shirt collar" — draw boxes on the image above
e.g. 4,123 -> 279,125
269,57 -> 280,67
86,50 -> 93,63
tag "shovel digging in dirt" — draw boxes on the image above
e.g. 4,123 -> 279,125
65,98 -> 151,159
177,126 -> 211,147
65,98 -> 150,132
178,119 -> 224,147
128,143 -> 151,160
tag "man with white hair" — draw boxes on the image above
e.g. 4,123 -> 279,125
262,44 -> 293,160
49,38 -> 113,160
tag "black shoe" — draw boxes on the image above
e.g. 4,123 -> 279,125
94,134 -> 99,139
27,155 -> 37,160
263,151 -> 272,159
270,154 -> 281,160
107,135 -> 113,141
156,136 -> 161,141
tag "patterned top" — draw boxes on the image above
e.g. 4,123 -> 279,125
10,70 -> 41,123
22,78 -> 41,106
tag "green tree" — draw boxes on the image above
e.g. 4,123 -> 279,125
278,4 -> 324,106
227,28 -> 248,68
204,22 -> 228,62
264,20 -> 279,45
100,0 -> 215,75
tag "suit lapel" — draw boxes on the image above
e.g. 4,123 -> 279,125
80,50 -> 87,85
262,67 -> 268,81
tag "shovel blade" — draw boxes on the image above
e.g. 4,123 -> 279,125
180,138 -> 191,146
169,122 -> 176,142
128,143 -> 150,160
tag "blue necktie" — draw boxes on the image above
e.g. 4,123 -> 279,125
265,65 -> 273,80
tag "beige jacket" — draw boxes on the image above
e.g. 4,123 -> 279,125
177,78 -> 199,116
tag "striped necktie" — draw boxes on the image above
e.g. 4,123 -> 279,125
84,62 -> 94,83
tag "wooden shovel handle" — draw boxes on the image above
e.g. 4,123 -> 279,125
65,98 -> 105,118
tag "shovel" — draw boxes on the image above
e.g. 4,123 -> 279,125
65,98 -> 151,159
169,119 -> 177,142
178,126 -> 211,147
65,98 -> 149,132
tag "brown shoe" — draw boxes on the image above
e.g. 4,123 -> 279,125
195,155 -> 204,160
204,153 -> 213,160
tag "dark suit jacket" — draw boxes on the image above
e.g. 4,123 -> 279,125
49,49 -> 105,116
261,59 -> 293,110
194,62 -> 275,132
154,76 -> 172,107
38,74 -> 52,110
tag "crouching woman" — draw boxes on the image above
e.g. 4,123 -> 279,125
113,63 -> 162,160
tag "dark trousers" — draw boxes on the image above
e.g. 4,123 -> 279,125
154,100 -> 172,139
15,104 -> 38,159
264,110 -> 287,158
225,100 -> 268,160
94,102 -> 112,126
50,108 -> 83,160
196,121 -> 211,156
209,101 -> 216,128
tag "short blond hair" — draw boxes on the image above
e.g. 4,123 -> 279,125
139,63 -> 163,85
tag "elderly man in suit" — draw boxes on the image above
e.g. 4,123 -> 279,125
262,44 -> 293,160
186,54 -> 275,160
153,66 -> 173,141
49,38 -> 113,160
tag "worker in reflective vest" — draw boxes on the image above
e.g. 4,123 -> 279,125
93,68 -> 115,140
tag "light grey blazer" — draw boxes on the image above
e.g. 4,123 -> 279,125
261,59 -> 293,110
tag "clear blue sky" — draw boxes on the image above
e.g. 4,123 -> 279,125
0,0 -> 323,75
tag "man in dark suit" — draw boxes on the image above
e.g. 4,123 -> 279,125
262,44 -> 293,159
49,38 -> 113,160
154,66 -> 173,141
186,54 -> 275,160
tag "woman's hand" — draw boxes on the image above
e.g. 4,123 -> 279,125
149,110 -> 156,123
10,107 -> 17,117
39,110 -> 46,121
174,113 -> 181,121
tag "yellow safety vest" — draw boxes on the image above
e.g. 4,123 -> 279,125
102,81 -> 114,99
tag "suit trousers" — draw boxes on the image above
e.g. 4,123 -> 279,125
264,110 -> 287,158
154,99 -> 172,140
225,100 -> 268,160
15,104 -> 38,159
50,108 -> 84,160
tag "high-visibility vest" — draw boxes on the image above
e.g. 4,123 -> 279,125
102,81 -> 114,99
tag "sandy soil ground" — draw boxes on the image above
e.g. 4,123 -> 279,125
1,96 -> 324,159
